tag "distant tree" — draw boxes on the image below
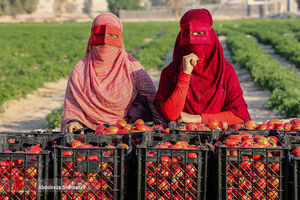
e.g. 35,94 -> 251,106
24,0 -> 38,14
168,0 -> 185,19
83,0 -> 92,14
54,0 -> 68,15
10,0 -> 24,16
0,0 -> 38,16
107,0 -> 141,16
0,0 -> 11,16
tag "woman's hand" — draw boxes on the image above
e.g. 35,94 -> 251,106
177,112 -> 202,123
62,121 -> 84,134
182,53 -> 199,74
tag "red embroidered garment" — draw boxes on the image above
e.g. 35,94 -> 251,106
154,9 -> 251,124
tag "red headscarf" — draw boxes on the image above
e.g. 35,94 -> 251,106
155,9 -> 251,120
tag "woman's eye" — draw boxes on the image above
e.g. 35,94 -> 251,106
192,32 -> 205,35
107,34 -> 118,38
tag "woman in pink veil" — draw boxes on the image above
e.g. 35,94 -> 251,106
61,13 -> 158,133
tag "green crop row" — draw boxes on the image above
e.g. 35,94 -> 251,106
240,27 -> 300,69
226,31 -> 300,117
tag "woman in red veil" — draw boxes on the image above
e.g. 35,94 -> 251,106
154,9 -> 251,125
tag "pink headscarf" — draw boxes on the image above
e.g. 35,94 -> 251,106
61,13 -> 144,130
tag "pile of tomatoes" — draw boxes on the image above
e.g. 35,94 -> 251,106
94,119 -> 167,135
232,119 -> 300,131
144,141 -> 207,200
0,144 -> 42,199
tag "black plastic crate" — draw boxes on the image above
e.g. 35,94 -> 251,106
292,156 -> 300,200
0,131 -> 64,152
276,131 -> 300,149
137,133 -> 210,200
53,146 -> 125,200
216,145 -> 289,200
0,151 -> 49,200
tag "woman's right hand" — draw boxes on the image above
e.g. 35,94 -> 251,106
182,53 -> 199,74
62,121 -> 84,134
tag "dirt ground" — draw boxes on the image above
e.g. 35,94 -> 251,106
0,36 -> 289,132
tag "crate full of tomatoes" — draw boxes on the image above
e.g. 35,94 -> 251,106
216,132 -> 289,200
53,138 -> 126,200
137,133 -> 211,200
0,142 -> 49,200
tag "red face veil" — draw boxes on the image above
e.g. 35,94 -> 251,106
89,24 -> 123,48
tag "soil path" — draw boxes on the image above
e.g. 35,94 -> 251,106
0,36 -> 288,132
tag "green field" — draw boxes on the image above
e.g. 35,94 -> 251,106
1,18 -> 300,129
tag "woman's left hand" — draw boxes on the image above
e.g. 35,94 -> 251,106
177,112 -> 202,123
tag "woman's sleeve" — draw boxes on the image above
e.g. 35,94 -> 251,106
201,111 -> 244,125
134,69 -> 160,121
154,69 -> 191,121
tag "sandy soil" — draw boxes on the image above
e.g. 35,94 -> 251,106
0,36 -> 290,132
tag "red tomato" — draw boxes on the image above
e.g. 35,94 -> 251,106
267,119 -> 282,125
185,178 -> 193,189
207,119 -> 220,130
186,163 -> 196,178
94,124 -> 107,135
159,167 -> 171,177
106,126 -> 119,134
71,140 -> 84,148
219,121 -> 229,130
146,191 -> 157,199
26,167 -> 37,179
160,156 -> 171,168
283,122 -> 292,131
186,122 -> 197,131
146,176 -> 156,187
256,122 -> 267,130
293,123 -> 300,131
63,150 -> 73,156
158,179 -> 170,191
293,147 -> 300,156
290,118 -> 300,125
254,162 -> 266,176
134,119 -> 144,126
188,152 -> 197,158
224,139 -> 239,147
